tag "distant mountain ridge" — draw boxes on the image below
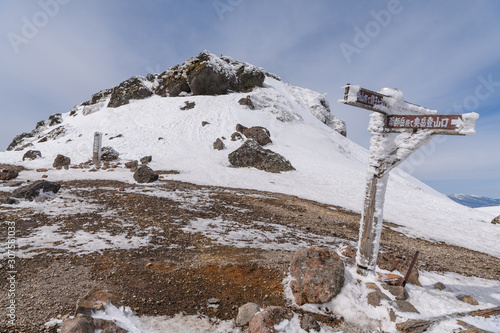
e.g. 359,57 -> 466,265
447,194 -> 500,208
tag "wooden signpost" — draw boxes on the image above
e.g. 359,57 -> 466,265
339,84 -> 478,275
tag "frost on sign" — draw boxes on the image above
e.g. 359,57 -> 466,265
386,115 -> 462,130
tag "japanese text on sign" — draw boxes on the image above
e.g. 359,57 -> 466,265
386,115 -> 462,130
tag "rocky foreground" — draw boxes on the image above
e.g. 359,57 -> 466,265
1,169 -> 499,332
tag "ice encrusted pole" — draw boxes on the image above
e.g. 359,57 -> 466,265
356,113 -> 393,275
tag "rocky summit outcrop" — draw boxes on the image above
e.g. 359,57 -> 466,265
228,140 -> 295,173
289,246 -> 345,306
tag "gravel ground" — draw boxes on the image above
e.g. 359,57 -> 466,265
0,178 -> 498,332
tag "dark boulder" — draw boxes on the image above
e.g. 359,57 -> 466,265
188,65 -> 238,95
237,67 -> 265,93
236,123 -> 248,133
0,169 -> 19,181
23,150 -> 42,161
107,77 -> 153,108
0,197 -> 19,205
12,180 -> 61,201
125,160 -> 139,169
238,96 -> 255,109
228,140 -> 295,173
213,138 -> 225,150
242,126 -> 272,146
101,147 -> 119,161
290,246 -> 345,305
53,154 -> 71,169
48,113 -> 63,126
140,156 -> 152,164
133,165 -> 159,183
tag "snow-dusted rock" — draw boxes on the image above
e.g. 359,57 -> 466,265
235,302 -> 261,327
289,246 -> 344,306
11,180 -> 61,201
242,126 -> 272,146
22,149 -> 42,161
213,138 -> 225,150
53,154 -> 71,169
101,147 -> 119,162
0,169 -> 18,181
248,306 -> 293,333
492,216 -> 500,224
228,140 -> 294,173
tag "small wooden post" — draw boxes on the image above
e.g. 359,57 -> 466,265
92,132 -> 102,165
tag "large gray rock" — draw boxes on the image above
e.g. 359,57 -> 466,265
0,169 -> 19,181
289,246 -> 345,306
242,126 -> 272,146
228,140 -> 295,173
101,147 -> 119,162
133,165 -> 159,183
248,306 -> 293,333
53,154 -> 71,169
236,302 -> 261,327
12,180 -> 61,201
107,77 -> 153,108
22,150 -> 42,161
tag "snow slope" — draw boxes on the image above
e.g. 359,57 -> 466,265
1,73 -> 498,257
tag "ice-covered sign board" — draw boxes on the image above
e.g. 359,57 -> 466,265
338,84 -> 478,276
386,114 -> 462,130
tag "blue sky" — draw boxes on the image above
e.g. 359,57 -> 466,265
1,0 -> 499,197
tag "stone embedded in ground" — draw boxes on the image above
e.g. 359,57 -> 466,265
231,132 -> 243,141
382,285 -> 409,301
456,320 -> 493,333
395,319 -> 431,333
238,96 -> 255,109
433,282 -> 446,290
133,165 -> 159,183
0,169 -> 19,181
236,123 -> 248,133
180,101 -> 196,110
22,150 -> 42,161
140,155 -> 152,164
289,246 -> 345,305
53,154 -> 71,169
470,306 -> 500,318
213,138 -> 225,150
61,314 -> 95,333
242,126 -> 272,146
202,121 -> 210,127
300,313 -> 321,332
125,160 -> 139,169
76,288 -> 117,315
12,180 -> 61,201
391,300 -> 419,314
236,302 -> 261,327
457,295 -> 479,306
248,306 -> 293,333
492,216 -> 500,224
365,282 -> 380,291
101,147 -> 119,161
367,291 -> 390,307
0,197 -> 19,205
228,139 -> 295,173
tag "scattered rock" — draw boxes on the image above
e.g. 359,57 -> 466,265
367,291 -> 390,307
391,300 -> 419,314
236,302 -> 261,327
38,137 -> 48,143
61,314 -> 95,333
231,132 -> 243,141
289,246 -> 345,305
101,147 -> 119,161
0,197 -> 19,205
236,123 -> 248,133
382,285 -> 409,301
37,168 -> 49,172
457,295 -> 479,306
76,288 -> 117,315
133,165 -> 159,183
202,121 -> 210,127
388,308 -> 397,322
492,216 -> 500,224
470,306 -> 500,318
180,101 -> 196,110
140,156 -> 152,164
12,180 -> 61,201
0,169 -> 19,181
433,282 -> 446,290
228,140 -> 295,173
238,96 -> 255,109
125,160 -> 139,169
109,134 -> 123,140
207,298 -> 220,305
378,273 -> 404,286
53,154 -> 71,170
107,77 -> 154,108
456,320 -> 493,333
300,313 -> 320,332
248,306 -> 293,333
395,319 -> 431,333
242,126 -> 272,146
48,113 -> 63,126
213,138 -> 225,150
22,150 -> 42,161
